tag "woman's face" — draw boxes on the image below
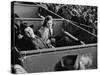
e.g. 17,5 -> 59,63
46,20 -> 53,28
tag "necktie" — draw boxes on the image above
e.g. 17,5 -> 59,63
49,28 -> 52,38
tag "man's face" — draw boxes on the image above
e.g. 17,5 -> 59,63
24,27 -> 35,38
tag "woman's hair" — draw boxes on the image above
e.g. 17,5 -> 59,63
42,15 -> 53,27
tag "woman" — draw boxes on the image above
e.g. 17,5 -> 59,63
37,15 -> 55,48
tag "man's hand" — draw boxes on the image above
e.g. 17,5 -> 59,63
18,34 -> 23,39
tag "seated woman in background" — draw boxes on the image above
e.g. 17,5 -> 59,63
37,15 -> 55,48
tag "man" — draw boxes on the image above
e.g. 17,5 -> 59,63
19,26 -> 49,51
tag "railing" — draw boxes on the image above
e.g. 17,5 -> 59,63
20,43 -> 96,56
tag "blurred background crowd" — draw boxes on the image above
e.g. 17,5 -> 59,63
36,3 -> 97,34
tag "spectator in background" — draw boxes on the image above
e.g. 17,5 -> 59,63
12,14 -> 24,47
46,4 -> 58,13
57,6 -> 72,20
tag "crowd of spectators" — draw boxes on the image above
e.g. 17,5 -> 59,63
38,3 -> 97,34
57,5 -> 97,30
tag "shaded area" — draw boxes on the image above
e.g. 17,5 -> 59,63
55,55 -> 77,71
